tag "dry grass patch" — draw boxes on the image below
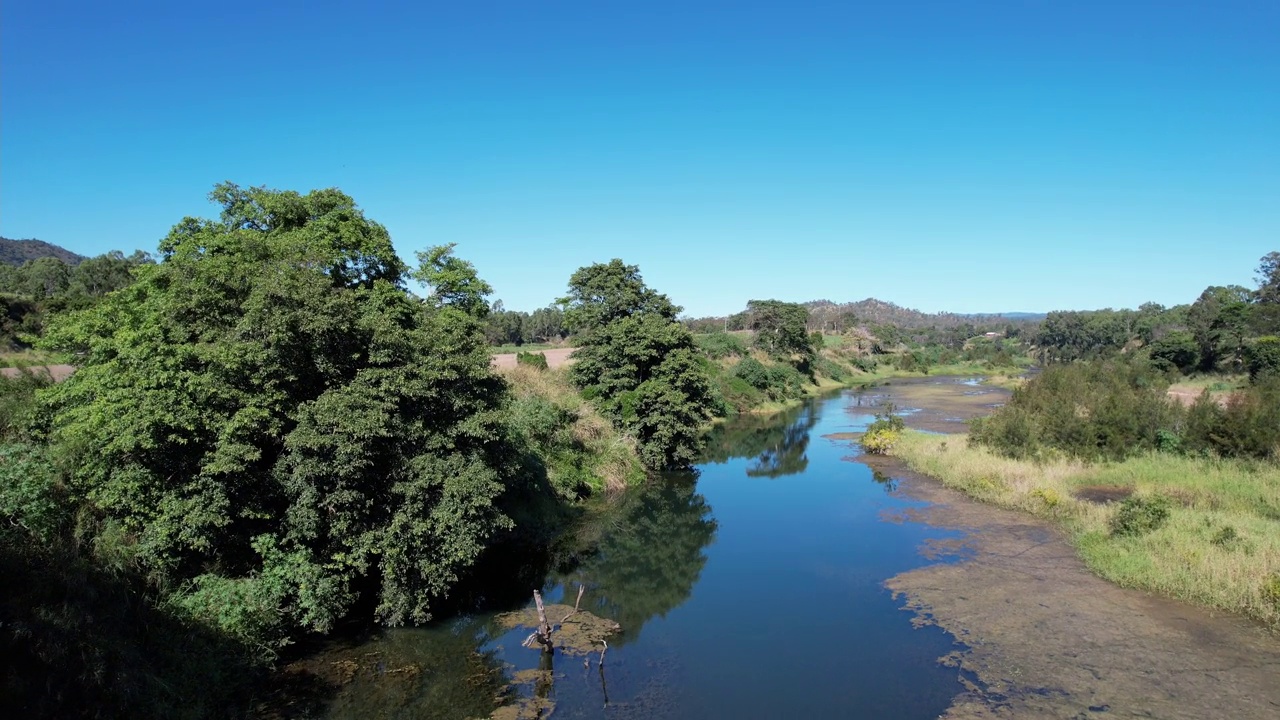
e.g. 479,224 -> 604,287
891,431 -> 1280,628
500,365 -> 644,494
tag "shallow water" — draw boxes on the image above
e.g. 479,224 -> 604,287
296,391 -> 970,719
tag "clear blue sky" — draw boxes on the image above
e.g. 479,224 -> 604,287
3,1 -> 1277,316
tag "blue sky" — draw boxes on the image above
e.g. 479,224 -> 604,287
3,1 -> 1277,316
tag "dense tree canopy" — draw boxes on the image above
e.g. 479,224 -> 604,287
37,183 -> 519,641
747,299 -> 816,369
563,260 -> 715,469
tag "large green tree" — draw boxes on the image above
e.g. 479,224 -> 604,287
747,299 -> 816,368
563,260 -> 715,470
1186,285 -> 1253,371
37,183 -> 517,642
1253,251 -> 1280,334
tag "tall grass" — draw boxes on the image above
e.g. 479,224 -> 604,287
500,365 -> 644,495
891,431 -> 1280,628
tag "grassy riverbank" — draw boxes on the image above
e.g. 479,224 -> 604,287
890,431 -> 1280,628
500,365 -> 645,494
847,361 -> 1029,386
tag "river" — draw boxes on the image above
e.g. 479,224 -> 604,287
275,384 -> 998,719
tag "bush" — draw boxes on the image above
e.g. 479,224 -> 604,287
0,443 -> 68,543
696,331 -> 748,359
971,359 -> 1179,461
1246,336 -> 1280,383
852,356 -> 878,373
516,350 -> 549,370
0,371 -> 50,441
0,528 -> 262,719
894,350 -> 929,374
861,428 -> 900,455
815,356 -> 851,383
861,408 -> 905,455
707,372 -> 761,416
1155,428 -> 1182,453
1181,376 -> 1280,460
733,357 -> 806,402
1110,495 -> 1172,536
809,331 -> 825,352
1263,573 -> 1280,612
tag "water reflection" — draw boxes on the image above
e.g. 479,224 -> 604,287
553,475 -> 718,644
871,467 -> 899,493
700,403 -> 819,478
267,619 -> 508,720
284,392 -> 967,720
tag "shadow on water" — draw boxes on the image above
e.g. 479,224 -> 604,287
279,391 -> 968,719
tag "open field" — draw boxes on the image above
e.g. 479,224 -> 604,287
1167,373 -> 1248,406
490,347 -> 576,370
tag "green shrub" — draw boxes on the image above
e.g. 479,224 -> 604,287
1147,330 -> 1201,373
0,443 -> 68,543
971,359 -> 1179,461
1263,573 -> 1280,612
516,350 -> 549,370
1110,495 -> 1172,537
894,350 -> 930,373
1155,428 -> 1182,453
861,428 -> 900,455
815,356 -> 850,383
1246,336 -> 1280,383
707,372 -> 761,416
1182,376 -> 1280,460
809,331 -> 825,353
861,408 -> 905,455
732,357 -> 807,402
695,331 -> 748,359
1210,525 -> 1241,550
0,371 -> 50,441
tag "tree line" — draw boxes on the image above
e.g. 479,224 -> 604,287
973,252 -> 1280,464
1032,253 -> 1280,379
1,250 -> 153,348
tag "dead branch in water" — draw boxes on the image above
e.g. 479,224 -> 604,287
518,589 -> 555,653
559,584 -> 586,623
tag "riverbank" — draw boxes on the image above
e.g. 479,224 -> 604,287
889,431 -> 1280,628
832,378 -> 1280,717
863,453 -> 1280,719
848,362 -> 1028,389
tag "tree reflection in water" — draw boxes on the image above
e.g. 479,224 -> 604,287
700,402 -> 820,479
552,475 -> 717,645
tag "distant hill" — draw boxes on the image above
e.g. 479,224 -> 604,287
0,237 -> 85,266
804,298 -> 1041,329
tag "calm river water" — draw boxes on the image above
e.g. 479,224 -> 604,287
295,389 -> 970,719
